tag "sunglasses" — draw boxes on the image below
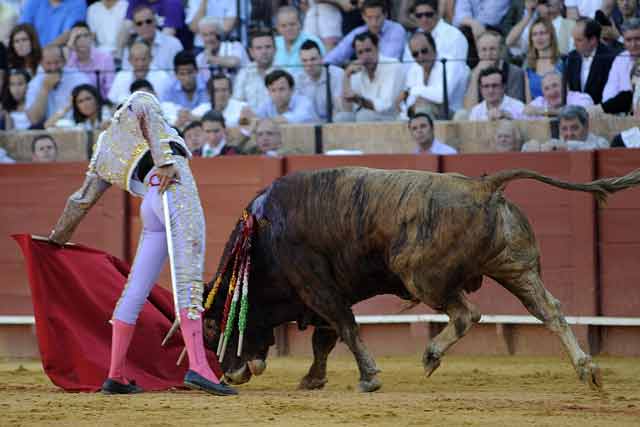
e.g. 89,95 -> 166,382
415,11 -> 436,19
135,18 -> 154,27
411,47 -> 432,57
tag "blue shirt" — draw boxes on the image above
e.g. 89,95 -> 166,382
324,20 -> 407,66
256,93 -> 318,124
274,32 -> 326,73
20,0 -> 87,46
162,77 -> 208,109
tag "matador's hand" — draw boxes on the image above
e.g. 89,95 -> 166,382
156,164 -> 180,194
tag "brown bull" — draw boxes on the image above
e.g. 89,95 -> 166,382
203,166 -> 640,392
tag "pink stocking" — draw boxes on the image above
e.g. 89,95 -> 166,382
107,319 -> 136,384
180,308 -> 220,384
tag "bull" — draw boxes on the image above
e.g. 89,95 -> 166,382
202,166 -> 640,392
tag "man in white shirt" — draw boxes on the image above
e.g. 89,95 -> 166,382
296,39 -> 344,122
195,16 -> 249,81
338,31 -> 405,122
409,111 -> 457,154
232,30 -> 277,111
186,0 -> 237,45
192,73 -> 252,128
121,6 -> 183,71
108,41 -> 171,104
87,0 -> 128,57
402,0 -> 468,68
469,66 -> 525,121
601,17 -> 640,114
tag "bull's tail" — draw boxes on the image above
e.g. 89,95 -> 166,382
486,168 -> 640,206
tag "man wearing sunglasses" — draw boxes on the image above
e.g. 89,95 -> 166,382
119,5 -> 183,72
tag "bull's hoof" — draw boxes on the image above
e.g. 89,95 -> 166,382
577,357 -> 603,391
298,376 -> 328,390
423,351 -> 441,377
358,377 -> 382,393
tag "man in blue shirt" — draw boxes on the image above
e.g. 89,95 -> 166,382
256,69 -> 318,124
274,6 -> 325,74
324,0 -> 406,65
163,51 -> 208,110
20,0 -> 87,46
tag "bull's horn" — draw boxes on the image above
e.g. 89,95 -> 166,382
162,318 -> 180,347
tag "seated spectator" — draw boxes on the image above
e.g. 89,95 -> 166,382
0,146 -> 15,163
567,18 -> 618,108
195,17 -> 249,81
1,69 -> 31,130
31,134 -> 58,163
494,119 -> 523,152
523,71 -> 594,118
337,31 -> 405,122
257,69 -> 318,124
164,50 -> 208,110
87,0 -> 128,57
402,0 -> 469,69
187,0 -> 238,43
65,22 -> 116,101
120,5 -> 183,71
408,111 -> 457,154
400,31 -> 469,119
274,6 -> 325,73
233,30 -> 277,111
522,105 -> 610,151
200,110 -> 240,157
183,120 -> 205,156
612,0 -> 640,35
507,0 -> 575,59
324,0 -> 407,65
124,0 -> 185,37
601,18 -> 640,114
7,24 -> 41,76
244,118 -> 304,156
464,30 -> 526,110
192,73 -> 252,128
296,39 -> 344,122
108,41 -> 172,104
25,44 -> 91,126
469,66 -> 525,121
44,84 -> 111,130
452,0 -> 511,38
19,0 -> 87,46
524,17 -> 564,102
302,0 -> 344,51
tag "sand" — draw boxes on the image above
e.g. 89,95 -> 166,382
1,355 -> 639,426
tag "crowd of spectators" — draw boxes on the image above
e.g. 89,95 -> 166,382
2,0 -> 640,164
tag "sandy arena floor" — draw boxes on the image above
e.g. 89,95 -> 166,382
1,355 -> 639,426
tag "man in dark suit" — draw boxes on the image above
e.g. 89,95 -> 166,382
567,18 -> 617,105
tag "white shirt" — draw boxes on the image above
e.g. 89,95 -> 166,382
348,55 -> 405,113
195,41 -> 249,80
232,63 -> 274,111
404,59 -> 470,113
564,0 -> 602,18
469,95 -> 525,121
416,138 -> 458,155
108,69 -> 172,104
295,65 -> 344,121
191,98 -> 248,128
122,32 -> 183,72
602,50 -> 634,103
581,53 -> 595,91
87,0 -> 128,56
186,0 -> 238,47
402,19 -> 468,65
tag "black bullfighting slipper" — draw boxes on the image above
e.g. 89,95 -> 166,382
183,370 -> 238,396
101,378 -> 144,394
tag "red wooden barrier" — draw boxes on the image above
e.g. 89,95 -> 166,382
597,149 -> 640,317
0,162 -> 127,315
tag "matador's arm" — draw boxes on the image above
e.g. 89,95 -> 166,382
49,173 -> 112,245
